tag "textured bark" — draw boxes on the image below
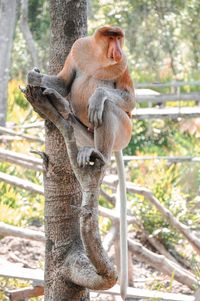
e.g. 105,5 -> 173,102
44,1 -> 88,300
0,0 -> 17,126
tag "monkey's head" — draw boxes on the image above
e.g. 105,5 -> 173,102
71,25 -> 127,79
93,26 -> 125,65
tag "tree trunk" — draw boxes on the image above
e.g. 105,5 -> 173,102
0,0 -> 17,126
44,1 -> 88,300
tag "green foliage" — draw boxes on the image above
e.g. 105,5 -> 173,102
12,26 -> 32,79
3,0 -> 200,294
10,0 -> 200,81
89,0 -> 200,80
125,118 -> 200,157
28,0 -> 50,42
8,80 -> 29,110
0,161 -> 44,227
125,119 -> 173,155
12,0 -> 50,78
129,160 -> 181,240
127,151 -> 200,247
0,277 -> 43,301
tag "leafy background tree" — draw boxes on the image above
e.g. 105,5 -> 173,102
0,0 -> 200,299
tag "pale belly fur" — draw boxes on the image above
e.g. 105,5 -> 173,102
70,73 -> 132,150
70,73 -> 114,127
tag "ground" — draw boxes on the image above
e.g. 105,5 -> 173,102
0,233 -> 193,301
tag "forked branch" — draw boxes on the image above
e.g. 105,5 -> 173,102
23,85 -> 117,290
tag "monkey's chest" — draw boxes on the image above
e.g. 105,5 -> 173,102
70,74 -> 114,126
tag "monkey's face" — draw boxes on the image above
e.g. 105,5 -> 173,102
94,26 -> 125,65
107,36 -> 124,64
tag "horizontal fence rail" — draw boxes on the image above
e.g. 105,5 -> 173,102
135,80 -> 200,88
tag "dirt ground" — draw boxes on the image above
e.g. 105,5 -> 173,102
0,235 -> 194,300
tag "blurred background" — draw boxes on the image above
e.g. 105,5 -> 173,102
0,1 -> 200,300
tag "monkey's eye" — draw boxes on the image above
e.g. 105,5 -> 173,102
109,37 -> 114,40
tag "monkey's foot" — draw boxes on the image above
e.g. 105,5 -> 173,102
43,88 -> 70,119
43,87 -> 61,98
77,147 -> 106,167
27,67 -> 42,86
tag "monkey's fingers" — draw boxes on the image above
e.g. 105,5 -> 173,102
77,150 -> 84,167
43,88 -> 57,97
97,110 -> 103,126
89,108 -> 102,128
77,147 -> 91,167
93,111 -> 100,128
88,109 -> 95,125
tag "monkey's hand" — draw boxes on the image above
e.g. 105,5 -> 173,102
27,68 -> 43,86
88,91 -> 107,128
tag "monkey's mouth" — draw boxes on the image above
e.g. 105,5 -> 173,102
108,57 -> 118,65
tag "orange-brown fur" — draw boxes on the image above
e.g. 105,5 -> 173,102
58,26 -> 134,151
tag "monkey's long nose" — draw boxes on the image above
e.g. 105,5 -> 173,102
113,49 -> 122,62
113,41 -> 122,62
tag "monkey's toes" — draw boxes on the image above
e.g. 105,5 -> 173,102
33,67 -> 40,73
77,147 -> 106,167
43,88 -> 56,96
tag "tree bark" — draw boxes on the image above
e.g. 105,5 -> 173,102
0,0 -> 17,126
44,1 -> 88,301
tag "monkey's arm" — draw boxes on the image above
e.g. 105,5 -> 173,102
88,68 -> 135,127
27,52 -> 76,97
105,67 -> 135,112
99,87 -> 135,111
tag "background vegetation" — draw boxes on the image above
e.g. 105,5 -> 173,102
0,0 -> 200,299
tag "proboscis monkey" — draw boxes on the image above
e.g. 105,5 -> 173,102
27,25 -> 135,300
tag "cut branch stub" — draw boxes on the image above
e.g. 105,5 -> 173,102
22,86 -> 47,119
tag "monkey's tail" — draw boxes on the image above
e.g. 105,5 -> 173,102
115,151 -> 128,300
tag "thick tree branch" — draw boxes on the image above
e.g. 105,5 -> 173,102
23,85 -> 117,290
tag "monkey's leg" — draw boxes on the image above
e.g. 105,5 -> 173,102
43,87 -> 94,148
95,102 -> 129,300
28,68 -> 69,96
78,100 -> 130,167
96,102 -> 129,300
